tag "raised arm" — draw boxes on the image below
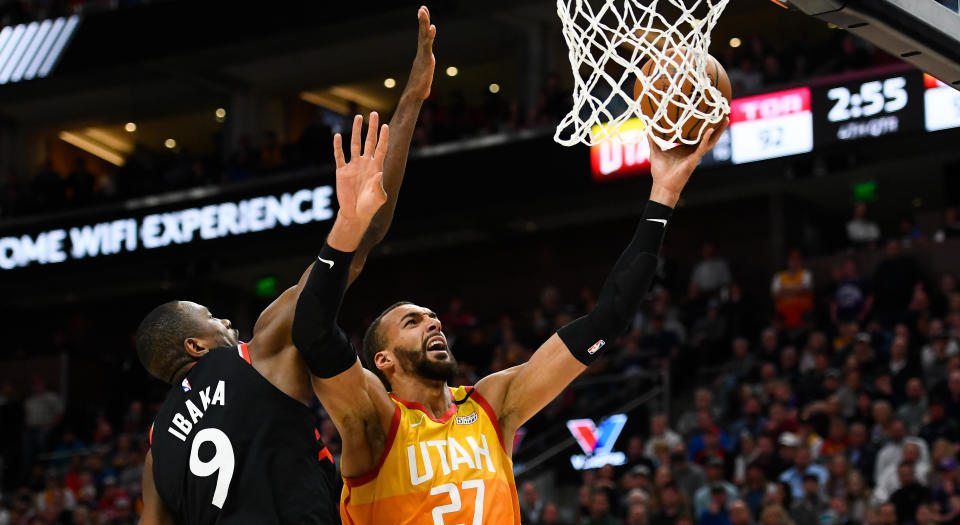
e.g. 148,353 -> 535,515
248,6 -> 435,360
291,117 -> 396,478
476,123 -> 729,452
349,5 -> 436,284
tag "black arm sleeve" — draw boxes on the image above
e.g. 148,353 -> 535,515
557,200 -> 672,365
291,243 -> 359,378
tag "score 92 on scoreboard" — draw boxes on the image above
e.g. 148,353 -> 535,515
728,87 -> 814,164
812,70 -> 925,145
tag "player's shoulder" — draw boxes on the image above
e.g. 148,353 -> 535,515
473,365 -> 522,406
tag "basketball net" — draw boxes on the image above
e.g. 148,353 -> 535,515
555,0 -> 730,148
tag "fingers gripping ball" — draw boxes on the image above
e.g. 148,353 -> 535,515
635,49 -> 732,143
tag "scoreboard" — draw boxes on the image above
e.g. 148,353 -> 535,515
729,87 -> 813,164
811,71 -> 925,144
924,73 -> 960,131
591,67 -> 960,180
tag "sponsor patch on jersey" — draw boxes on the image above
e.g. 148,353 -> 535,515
181,378 -> 192,392
455,412 -> 479,425
587,339 -> 606,355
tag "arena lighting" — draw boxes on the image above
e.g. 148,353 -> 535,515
445,66 -> 458,77
164,139 -> 176,149
124,122 -> 137,133
0,15 -> 79,85
299,91 -> 348,114
489,83 -> 500,94
58,131 -> 125,166
729,37 -> 742,48
215,108 -> 226,119
327,86 -> 389,111
300,88 -> 389,113
383,78 -> 396,88
84,128 -> 133,154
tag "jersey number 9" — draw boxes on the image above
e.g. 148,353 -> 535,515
189,428 -> 235,508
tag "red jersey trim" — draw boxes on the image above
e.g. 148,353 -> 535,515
149,424 -> 154,446
344,404 -> 402,488
388,388 -> 460,424
319,446 -> 334,464
468,386 -> 507,452
238,343 -> 252,364
314,428 -> 334,464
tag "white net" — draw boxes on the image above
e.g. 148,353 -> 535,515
555,0 -> 731,148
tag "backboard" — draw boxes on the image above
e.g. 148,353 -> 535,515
778,0 -> 960,90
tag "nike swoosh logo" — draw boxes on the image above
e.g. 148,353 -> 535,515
317,257 -> 334,269
646,218 -> 667,226
410,415 -> 426,428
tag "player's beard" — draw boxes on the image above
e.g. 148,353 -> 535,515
394,341 -> 458,384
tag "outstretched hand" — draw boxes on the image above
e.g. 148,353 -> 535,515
404,6 -> 436,101
648,118 -> 729,207
333,113 -> 389,225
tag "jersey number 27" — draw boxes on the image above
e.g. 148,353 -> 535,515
430,480 -> 485,525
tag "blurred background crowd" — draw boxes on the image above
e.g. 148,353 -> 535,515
1,0 -> 959,524
0,22 -> 895,220
3,202 -> 960,524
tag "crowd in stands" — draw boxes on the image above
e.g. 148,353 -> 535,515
721,33 -> 893,96
0,379 -> 148,525
847,204 -> 960,250
0,25 -> 900,222
3,194 -> 960,524
507,211 -> 960,524
0,78 -> 572,220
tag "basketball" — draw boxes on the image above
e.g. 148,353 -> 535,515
634,49 -> 732,143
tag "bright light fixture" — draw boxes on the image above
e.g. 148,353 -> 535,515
445,66 -> 458,77
384,78 -> 396,88
58,131 -> 125,166
164,138 -> 176,149
124,122 -> 136,133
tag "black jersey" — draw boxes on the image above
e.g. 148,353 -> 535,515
150,344 -> 339,524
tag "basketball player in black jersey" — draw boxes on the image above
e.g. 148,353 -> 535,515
134,8 -> 437,524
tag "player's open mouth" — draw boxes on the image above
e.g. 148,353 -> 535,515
425,335 -> 448,357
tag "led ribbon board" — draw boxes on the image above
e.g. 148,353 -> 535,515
0,186 -> 335,270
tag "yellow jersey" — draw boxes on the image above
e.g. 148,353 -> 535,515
341,386 -> 521,525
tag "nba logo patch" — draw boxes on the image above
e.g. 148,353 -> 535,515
181,378 -> 192,392
455,413 -> 478,425
587,339 -> 606,355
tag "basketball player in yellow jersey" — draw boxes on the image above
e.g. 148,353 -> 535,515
289,78 -> 729,522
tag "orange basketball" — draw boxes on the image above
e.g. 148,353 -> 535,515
634,49 -> 732,143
